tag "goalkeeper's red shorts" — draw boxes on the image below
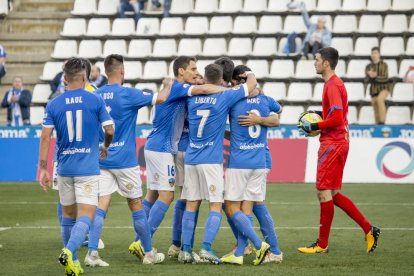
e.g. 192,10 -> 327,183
316,141 -> 349,190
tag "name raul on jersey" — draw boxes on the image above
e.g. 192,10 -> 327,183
195,97 -> 217,104
65,96 -> 83,104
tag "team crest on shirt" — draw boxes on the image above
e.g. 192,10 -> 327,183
183,84 -> 189,88
154,173 -> 160,181
126,183 -> 134,190
84,184 -> 92,194
169,178 -> 175,187
209,185 -> 216,192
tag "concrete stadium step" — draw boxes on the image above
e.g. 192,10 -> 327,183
2,18 -> 65,33
15,0 -> 74,12
1,63 -> 44,85
1,41 -> 55,63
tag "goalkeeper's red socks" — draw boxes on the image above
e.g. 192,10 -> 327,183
333,193 -> 371,234
318,200 -> 334,249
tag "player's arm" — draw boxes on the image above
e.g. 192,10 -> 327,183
374,62 -> 389,84
190,84 -> 227,95
155,77 -> 173,104
239,112 -> 280,127
100,124 -> 114,160
243,72 -> 258,97
39,127 -> 53,192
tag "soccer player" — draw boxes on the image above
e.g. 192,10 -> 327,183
297,47 -> 380,254
38,58 -> 114,275
84,54 -> 171,266
180,64 -> 269,265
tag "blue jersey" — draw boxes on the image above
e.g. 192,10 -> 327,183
185,84 -> 248,165
265,145 -> 272,169
228,95 -> 281,169
145,80 -> 193,154
178,118 -> 189,152
96,84 -> 155,169
43,88 -> 112,176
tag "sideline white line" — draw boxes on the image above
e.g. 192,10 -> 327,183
0,227 -> 11,232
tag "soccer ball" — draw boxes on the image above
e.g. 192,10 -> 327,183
299,112 -> 322,137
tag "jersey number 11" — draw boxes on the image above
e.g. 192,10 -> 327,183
66,110 -> 83,142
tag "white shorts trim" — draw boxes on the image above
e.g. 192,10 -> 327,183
99,166 -> 142,198
145,150 -> 176,192
58,175 -> 99,206
174,151 -> 185,187
224,168 -> 267,202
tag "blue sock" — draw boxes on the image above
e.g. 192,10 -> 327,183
148,200 -> 169,236
202,211 -> 222,251
132,209 -> 152,252
223,204 -> 238,239
190,210 -> 199,249
234,215 -> 253,257
172,200 -> 186,247
88,208 -> 106,251
253,204 -> 281,255
66,216 -> 91,259
143,199 -> 154,218
57,202 -> 63,225
61,217 -> 76,247
182,211 -> 196,252
231,211 -> 262,250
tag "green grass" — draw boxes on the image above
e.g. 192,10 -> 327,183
1,183 -> 414,275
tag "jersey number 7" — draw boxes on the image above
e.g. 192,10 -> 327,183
196,109 -> 210,138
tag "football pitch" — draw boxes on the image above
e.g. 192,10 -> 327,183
1,183 -> 413,275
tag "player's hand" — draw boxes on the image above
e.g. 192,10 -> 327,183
99,145 -> 109,160
39,169 -> 51,192
162,77 -> 173,87
238,111 -> 261,126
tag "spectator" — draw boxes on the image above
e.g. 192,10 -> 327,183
90,64 -> 108,88
49,61 -> 67,100
365,47 -> 390,125
118,0 -> 165,23
287,1 -> 332,59
1,76 -> 32,126
0,44 -> 6,82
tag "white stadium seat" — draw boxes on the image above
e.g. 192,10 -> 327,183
136,18 -> 159,35
302,0 -> 317,11
78,40 -> 102,59
392,83 -> 414,102
136,106 -> 151,125
196,60 -> 214,76
178,39 -> 202,56
307,105 -> 322,112
345,82 -> 365,102
203,38 -> 227,56
252,38 -> 277,56
383,15 -> 407,33
269,60 -> 295,78
333,15 -> 357,34
258,16 -> 282,34
283,16 -> 307,33
209,16 -> 232,34
263,82 -> 287,101
243,0 -> 267,12
32,84 -> 52,104
159,17 -> 183,35
170,0 -> 194,14
267,0 -> 289,12
384,59 -> 398,78
336,60 -> 346,77
310,15 -> 332,31
95,61 -> 106,76
331,37 -> 353,56
359,15 -> 383,33
60,18 -> 86,37
96,0 -> 118,15
40,62 -> 63,81
367,0 -> 391,11
71,0 -> 96,15
0,0 -> 8,15
295,60 -> 317,79
385,106 -> 411,125
51,40 -> 77,59
392,0 -> 414,11
142,61 -> 167,79
123,61 -> 142,80
30,106 -> 45,125
233,16 -> 257,34
194,0 -> 217,13
342,0 -> 366,11
277,37 -> 302,55
228,38 -> 252,56
399,59 -> 414,77
280,106 -> 305,125
358,106 -> 375,125
152,39 -> 177,57
317,0 -> 341,12
128,39 -> 152,58
111,18 -> 135,36
184,17 -> 208,35
312,83 -> 324,102
103,40 -> 127,57
287,83 -> 312,102
410,16 -> 414,32
86,18 -> 110,37
348,106 -> 358,124
218,0 -> 242,13
347,60 -> 370,78
135,82 -> 158,92
380,37 -> 405,56
354,37 -> 379,56
245,60 -> 269,79
405,37 -> 414,55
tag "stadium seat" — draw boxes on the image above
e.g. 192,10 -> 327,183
103,40 -> 127,57
392,0 -> 414,10
218,0 -> 242,13
354,37 -> 379,56
111,18 -> 135,36
287,83 -> 312,102
51,40 -> 77,59
267,0 -> 289,12
94,61 -> 106,76
32,84 -> 52,104
60,18 -> 86,37
384,59 -> 398,78
358,106 -> 375,124
233,16 -> 257,34
209,16 -> 233,34
381,37 -> 404,56
128,39 -> 152,58
152,39 -> 177,57
317,0 -> 341,12
310,15 -> 332,30
332,15 -> 357,33
383,15 -> 407,33
252,38 -> 277,56
312,83 -> 324,102
398,59 -> 414,77
367,0 -> 390,11
269,60 -> 295,78
348,106 -> 358,124
359,15 -> 383,33
258,16 -> 282,34
184,17 -> 208,35
336,60 -> 346,77
194,0 -> 217,13
95,0 -> 118,15
283,16 -> 307,33
342,0 -> 366,11
347,60 -> 370,78
262,82 -> 287,101
178,39 -> 202,56
142,61 -> 167,79
71,0 -> 96,15
86,18 -> 110,37
243,0 -> 267,12
307,105 -> 322,113
0,0 -> 7,15
277,37 -> 302,56
391,83 -> 414,102
136,18 -> 159,35
295,60 -> 317,79
280,106 -> 305,125
228,38 -> 252,56
123,61 -> 142,80
135,82 -> 157,92
137,106 -> 151,125
159,17 -> 183,35
405,37 -> 414,55
40,62 -> 63,81
331,38 -> 353,56
245,60 -> 269,79
345,82 -> 365,102
30,106 -> 46,125
170,0 -> 194,14
202,38 -> 227,56
302,0 -> 317,11
78,40 -> 102,59
385,106 -> 411,125
196,60 -> 214,76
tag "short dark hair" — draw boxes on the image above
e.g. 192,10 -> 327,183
214,57 -> 234,83
371,46 -> 380,53
104,54 -> 124,74
316,47 -> 339,70
204,64 -> 223,85
173,56 -> 197,77
80,58 -> 92,80
232,64 -> 251,82
63,57 -> 86,82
